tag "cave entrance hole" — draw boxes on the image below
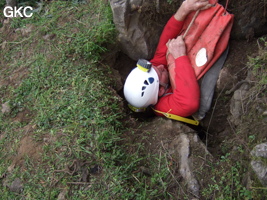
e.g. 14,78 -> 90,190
112,52 -> 220,151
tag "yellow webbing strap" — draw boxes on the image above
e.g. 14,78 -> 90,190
152,108 -> 199,126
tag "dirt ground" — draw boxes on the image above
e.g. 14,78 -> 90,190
113,36 -> 266,198
115,37 -> 260,154
1,7 -> 266,198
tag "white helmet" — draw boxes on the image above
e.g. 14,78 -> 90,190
123,59 -> 159,112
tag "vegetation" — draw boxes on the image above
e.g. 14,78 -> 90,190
0,0 -> 266,199
0,1 -> 171,199
200,37 -> 267,199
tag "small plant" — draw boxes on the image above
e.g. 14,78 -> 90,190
201,152 -> 253,200
0,1 -> 174,199
248,37 -> 267,86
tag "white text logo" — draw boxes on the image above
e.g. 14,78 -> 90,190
3,6 -> 33,18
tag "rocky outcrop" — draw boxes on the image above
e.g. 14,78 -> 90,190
110,0 -> 267,195
139,117 -> 213,198
110,0 -> 164,61
110,0 -> 267,61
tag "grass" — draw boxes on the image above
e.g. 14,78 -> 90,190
0,1 -> 172,199
1,0 -> 267,199
200,36 -> 267,200
201,152 -> 253,199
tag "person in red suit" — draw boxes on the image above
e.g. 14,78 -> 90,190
123,0 -> 212,117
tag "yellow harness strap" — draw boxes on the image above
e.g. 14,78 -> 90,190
152,108 -> 199,126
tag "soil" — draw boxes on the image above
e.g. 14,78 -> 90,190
1,3 -> 266,198
113,36 -> 266,198
1,28 -> 261,176
115,37 -> 259,150
199,39 -> 259,154
0,1 -> 262,162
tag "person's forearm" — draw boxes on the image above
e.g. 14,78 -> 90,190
150,16 -> 184,67
174,0 -> 212,21
174,1 -> 190,21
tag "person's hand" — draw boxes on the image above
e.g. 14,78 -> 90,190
166,36 -> 186,59
183,0 -> 212,13
174,0 -> 212,21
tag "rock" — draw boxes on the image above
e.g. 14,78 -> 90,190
251,160 -> 267,186
139,117 -> 213,194
169,131 -> 213,197
1,102 -> 11,114
229,83 -> 250,125
9,178 -> 23,193
109,0 -> 164,61
216,67 -> 237,91
250,143 -> 267,186
251,143 -> 267,159
110,0 -> 267,63
175,133 -> 200,197
229,90 -> 245,121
